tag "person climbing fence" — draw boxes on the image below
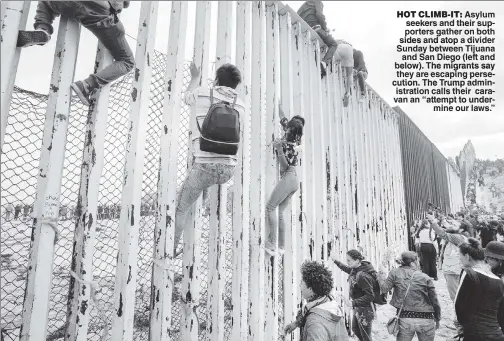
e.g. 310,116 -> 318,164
173,61 -> 245,256
17,1 -> 135,106
264,104 -> 304,255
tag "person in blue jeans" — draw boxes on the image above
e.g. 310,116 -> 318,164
173,61 -> 245,256
264,104 -> 304,255
17,1 -> 135,106
378,251 -> 441,341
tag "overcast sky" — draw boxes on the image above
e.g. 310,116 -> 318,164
15,1 -> 504,160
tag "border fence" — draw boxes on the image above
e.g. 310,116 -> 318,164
1,2 -> 464,341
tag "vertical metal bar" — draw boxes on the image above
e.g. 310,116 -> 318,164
1,0 -> 30,152
20,17 -> 81,341
248,2 -> 266,340
205,2 -> 234,340
232,2 -> 251,340
331,63 -> 344,292
310,38 -> 328,262
264,3 -> 280,340
278,7 -> 296,327
354,84 -> 367,258
207,185 -> 226,340
290,23 -> 307,339
66,7 -> 130,341
301,30 -> 315,259
149,2 -> 188,341
108,3 -> 158,341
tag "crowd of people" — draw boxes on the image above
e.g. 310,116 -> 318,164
409,207 -> 504,341
14,2 -> 504,341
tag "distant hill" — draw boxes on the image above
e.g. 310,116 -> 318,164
473,159 -> 504,214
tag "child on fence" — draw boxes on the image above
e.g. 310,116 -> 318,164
17,1 -> 135,106
264,104 -> 304,255
173,61 -> 245,256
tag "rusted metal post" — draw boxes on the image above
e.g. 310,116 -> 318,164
264,3 -> 280,340
301,30 -> 315,260
232,2 -> 252,340
1,1 -> 30,152
248,2 -> 267,340
205,2 -> 233,340
20,17 -> 81,341
290,22 -> 307,340
108,3 -> 158,341
278,9 -> 297,333
65,10 -> 118,341
149,1 -> 189,339
310,38 -> 328,262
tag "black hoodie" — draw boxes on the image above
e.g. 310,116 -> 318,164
334,260 -> 376,308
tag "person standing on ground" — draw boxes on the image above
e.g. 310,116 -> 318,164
284,261 -> 349,341
333,250 -> 376,341
17,1 -> 135,106
14,204 -> 22,220
173,61 -> 244,256
485,241 -> 504,281
264,104 -> 304,255
5,204 -> 14,221
456,238 -> 504,341
414,219 -> 438,280
377,251 -> 441,341
23,204 -> 30,221
427,212 -> 467,339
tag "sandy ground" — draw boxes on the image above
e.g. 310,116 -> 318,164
350,272 -> 457,341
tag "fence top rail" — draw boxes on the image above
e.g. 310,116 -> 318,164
274,1 -> 326,47
274,1 -> 399,120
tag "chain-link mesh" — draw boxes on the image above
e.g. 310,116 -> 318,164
1,49 -> 242,340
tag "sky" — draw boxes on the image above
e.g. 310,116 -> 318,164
14,1 -> 504,161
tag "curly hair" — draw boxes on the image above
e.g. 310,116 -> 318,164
301,261 -> 334,296
285,119 -> 304,145
215,63 -> 241,89
346,249 -> 364,261
459,238 -> 485,261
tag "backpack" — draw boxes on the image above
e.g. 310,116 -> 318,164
370,271 -> 388,305
197,88 -> 240,155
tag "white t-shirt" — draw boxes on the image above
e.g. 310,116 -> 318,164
418,228 -> 436,244
184,86 -> 245,165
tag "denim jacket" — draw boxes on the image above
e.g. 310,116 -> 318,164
379,266 -> 441,321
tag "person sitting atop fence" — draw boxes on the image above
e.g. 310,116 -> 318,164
264,104 -> 304,255
17,1 -> 135,106
284,261 -> 349,341
173,61 -> 245,256
353,49 -> 368,101
297,0 -> 337,68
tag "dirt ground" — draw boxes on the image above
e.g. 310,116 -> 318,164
350,271 -> 457,341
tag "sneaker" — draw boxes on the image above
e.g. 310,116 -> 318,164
17,29 -> 50,48
71,81 -> 91,106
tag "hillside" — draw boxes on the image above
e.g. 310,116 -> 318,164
473,159 -> 504,214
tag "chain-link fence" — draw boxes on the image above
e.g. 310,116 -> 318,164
1,48 -> 242,341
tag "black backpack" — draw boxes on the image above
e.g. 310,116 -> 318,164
370,271 -> 388,305
197,88 -> 240,155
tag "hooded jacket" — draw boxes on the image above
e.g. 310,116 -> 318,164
334,260 -> 376,308
297,1 -> 328,31
301,299 -> 349,341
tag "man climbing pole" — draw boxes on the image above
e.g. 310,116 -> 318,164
16,1 -> 135,106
